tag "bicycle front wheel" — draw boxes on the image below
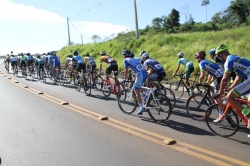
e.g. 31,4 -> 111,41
170,81 -> 185,99
205,104 -> 239,137
102,80 -> 111,97
147,94 -> 172,122
117,89 -> 137,114
186,94 -> 213,121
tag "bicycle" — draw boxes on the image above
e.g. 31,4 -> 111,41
117,85 -> 172,122
101,72 -> 125,97
75,70 -> 91,95
186,84 -> 215,121
37,65 -> 46,82
12,63 -> 18,76
205,94 -> 250,137
149,80 -> 176,109
86,69 -> 103,91
170,73 -> 202,99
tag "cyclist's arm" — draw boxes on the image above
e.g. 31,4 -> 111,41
218,72 -> 231,95
123,67 -> 128,80
227,73 -> 243,91
173,64 -> 180,75
199,70 -> 206,84
99,63 -> 102,74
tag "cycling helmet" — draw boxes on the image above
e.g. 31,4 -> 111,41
100,50 -> 106,56
216,44 -> 228,54
47,52 -> 51,55
85,52 -> 90,56
195,51 -> 206,59
122,49 -> 132,57
73,50 -> 78,55
140,50 -> 146,56
141,52 -> 149,59
178,52 -> 184,58
209,48 -> 216,55
131,52 -> 134,58
27,53 -> 31,56
37,55 -> 41,59
11,51 -> 13,53
20,53 -> 24,56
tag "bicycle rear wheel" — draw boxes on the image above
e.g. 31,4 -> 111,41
170,81 -> 185,99
164,88 -> 176,109
186,94 -> 213,121
205,104 -> 239,137
83,79 -> 91,96
117,89 -> 137,114
147,94 -> 172,122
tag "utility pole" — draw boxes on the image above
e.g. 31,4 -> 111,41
81,34 -> 83,45
134,0 -> 139,39
201,0 -> 209,23
67,17 -> 71,45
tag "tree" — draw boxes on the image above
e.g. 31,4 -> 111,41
91,35 -> 102,43
180,4 -> 191,22
163,9 -> 180,33
151,16 -> 164,33
201,0 -> 210,23
229,0 -> 249,24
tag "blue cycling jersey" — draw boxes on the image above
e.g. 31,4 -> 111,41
199,60 -> 224,78
124,58 -> 147,74
224,55 -> 250,80
73,55 -> 84,64
50,55 -> 60,63
143,59 -> 165,74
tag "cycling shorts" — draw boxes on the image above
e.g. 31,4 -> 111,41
27,60 -> 34,66
20,61 -> 26,68
184,66 -> 194,79
149,72 -> 166,82
75,63 -> 86,73
134,70 -> 148,90
106,65 -> 118,76
53,61 -> 60,68
233,78 -> 250,97
89,64 -> 96,74
11,61 -> 17,67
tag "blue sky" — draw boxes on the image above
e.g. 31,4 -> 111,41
0,0 -> 231,55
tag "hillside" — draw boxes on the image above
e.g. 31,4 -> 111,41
57,26 -> 250,77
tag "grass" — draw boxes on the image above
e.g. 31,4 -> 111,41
56,26 -> 250,78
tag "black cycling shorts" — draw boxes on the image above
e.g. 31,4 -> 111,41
75,63 -> 86,73
106,65 -> 118,76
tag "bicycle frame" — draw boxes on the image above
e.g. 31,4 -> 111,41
223,98 -> 248,126
103,76 -> 121,95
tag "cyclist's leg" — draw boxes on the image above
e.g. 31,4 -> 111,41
105,65 -> 113,81
134,71 -> 148,115
185,66 -> 194,88
91,64 -> 96,83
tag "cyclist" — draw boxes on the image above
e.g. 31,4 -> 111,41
65,55 -> 73,68
213,44 -> 250,131
122,49 -> 148,115
50,52 -> 61,77
209,48 -> 236,83
99,50 -> 118,81
10,54 -> 18,72
45,52 -> 52,70
84,52 -> 96,83
4,54 -> 10,71
19,53 -> 27,74
173,52 -> 194,91
71,50 -> 86,83
141,52 -> 166,91
35,54 -> 45,79
26,53 -> 34,75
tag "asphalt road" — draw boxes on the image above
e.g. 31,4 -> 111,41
0,62 -> 249,166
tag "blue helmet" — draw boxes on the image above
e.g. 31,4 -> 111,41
209,48 -> 216,55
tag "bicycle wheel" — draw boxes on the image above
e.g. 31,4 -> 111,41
205,104 -> 239,137
147,94 -> 172,122
102,80 -> 111,97
164,88 -> 176,109
186,94 -> 213,121
170,81 -> 185,99
83,79 -> 91,96
114,81 -> 125,95
117,89 -> 137,114
93,75 -> 103,91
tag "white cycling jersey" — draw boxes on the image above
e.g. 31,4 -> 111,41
10,57 -> 18,62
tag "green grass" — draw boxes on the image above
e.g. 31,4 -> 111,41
57,26 -> 250,78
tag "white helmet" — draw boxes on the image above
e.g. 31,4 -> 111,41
142,52 -> 149,59
178,52 -> 184,58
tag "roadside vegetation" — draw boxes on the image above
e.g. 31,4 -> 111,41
56,0 -> 250,78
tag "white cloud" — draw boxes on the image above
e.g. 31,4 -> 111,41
0,0 -> 66,25
73,21 -> 132,38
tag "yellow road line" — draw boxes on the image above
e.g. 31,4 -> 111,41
1,71 -> 249,166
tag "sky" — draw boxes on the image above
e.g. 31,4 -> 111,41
0,0 -> 232,55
